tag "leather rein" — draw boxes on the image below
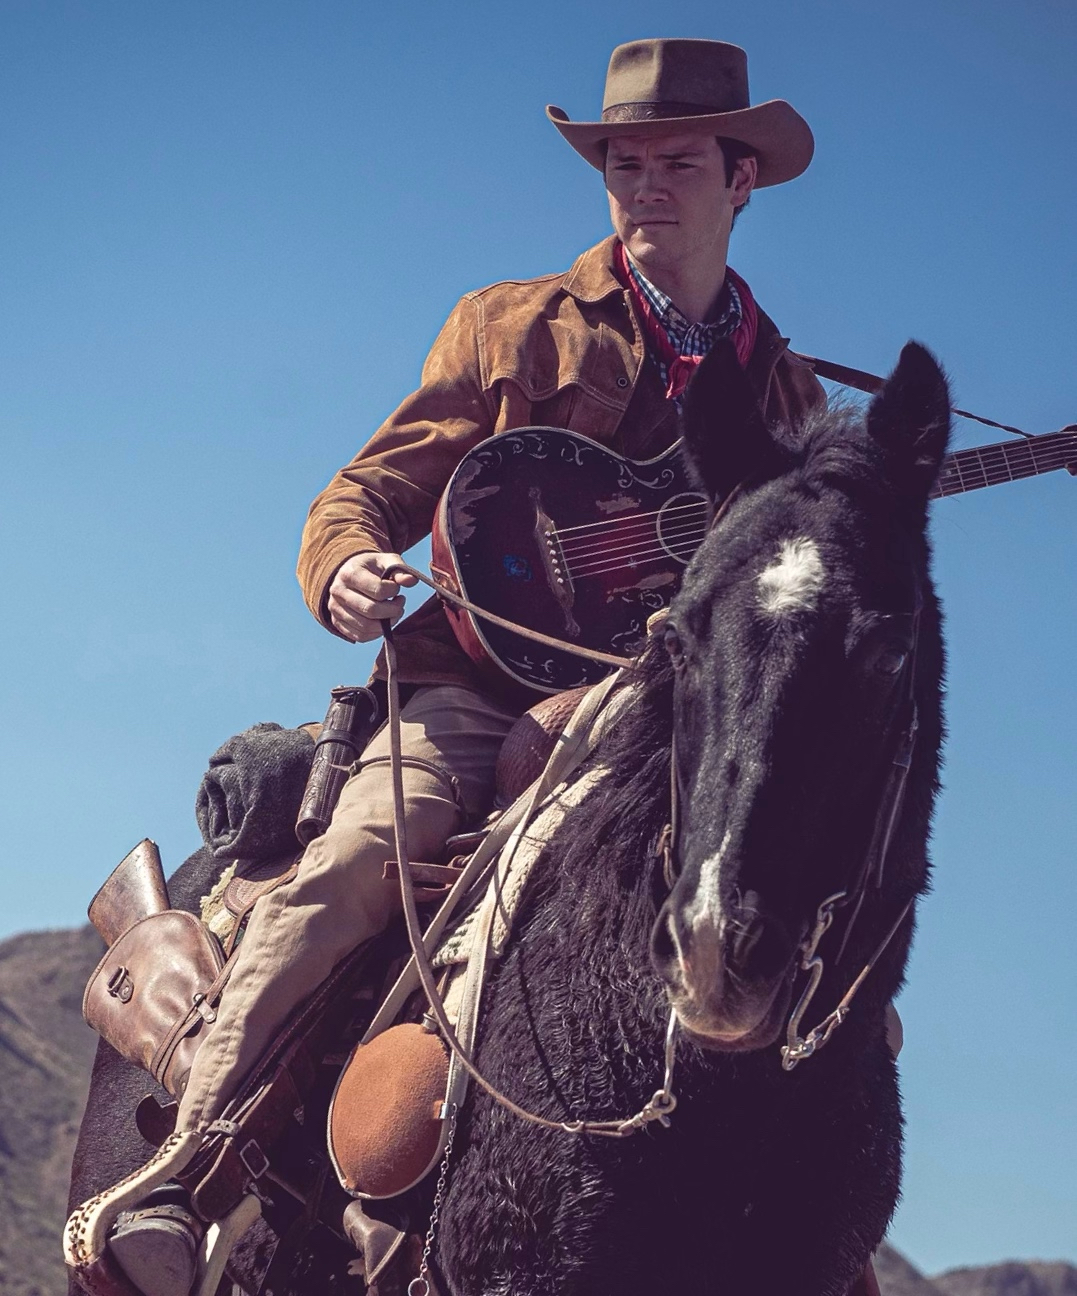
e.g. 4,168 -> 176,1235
380,606 -> 678,1139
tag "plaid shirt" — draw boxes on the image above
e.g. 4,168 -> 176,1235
626,256 -> 743,396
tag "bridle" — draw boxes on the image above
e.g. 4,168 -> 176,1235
779,598 -> 921,1069
657,573 -> 923,1073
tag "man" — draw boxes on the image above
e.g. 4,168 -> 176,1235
70,37 -> 824,1296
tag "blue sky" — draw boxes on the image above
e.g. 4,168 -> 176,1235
1,0 -> 1073,1275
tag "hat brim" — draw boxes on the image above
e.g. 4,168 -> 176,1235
546,99 -> 814,188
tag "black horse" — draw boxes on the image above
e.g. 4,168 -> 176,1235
69,339 -> 950,1296
436,340 -> 950,1296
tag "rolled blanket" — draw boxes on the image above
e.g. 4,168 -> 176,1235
195,723 -> 315,861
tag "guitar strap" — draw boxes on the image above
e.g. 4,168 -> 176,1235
796,353 -> 1036,439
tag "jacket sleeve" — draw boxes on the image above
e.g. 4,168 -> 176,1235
296,295 -> 494,631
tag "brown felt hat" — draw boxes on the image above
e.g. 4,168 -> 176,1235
547,39 -> 814,188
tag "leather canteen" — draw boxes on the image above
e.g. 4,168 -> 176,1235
328,1023 -> 450,1200
83,910 -> 226,1098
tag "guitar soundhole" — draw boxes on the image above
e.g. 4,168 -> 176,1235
656,493 -> 710,565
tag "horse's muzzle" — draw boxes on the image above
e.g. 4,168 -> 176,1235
651,892 -> 797,1050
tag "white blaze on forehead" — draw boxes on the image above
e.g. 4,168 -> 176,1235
758,538 -> 826,616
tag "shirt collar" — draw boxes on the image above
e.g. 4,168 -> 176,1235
624,253 -> 743,343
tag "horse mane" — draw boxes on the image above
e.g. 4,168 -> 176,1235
786,399 -> 897,506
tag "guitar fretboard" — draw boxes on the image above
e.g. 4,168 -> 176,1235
930,428 -> 1077,498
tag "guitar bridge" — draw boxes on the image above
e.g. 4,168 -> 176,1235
531,487 -> 580,637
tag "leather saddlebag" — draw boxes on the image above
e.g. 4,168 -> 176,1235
83,910 -> 227,1098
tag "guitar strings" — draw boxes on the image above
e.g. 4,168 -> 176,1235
566,528 -> 709,579
556,510 -> 710,562
566,538 -> 706,579
564,448 -> 1077,579
555,506 -> 709,560
551,498 -> 709,539
562,517 -> 709,567
556,443 -> 1076,578
933,448 -> 1074,495
550,438 -> 1075,550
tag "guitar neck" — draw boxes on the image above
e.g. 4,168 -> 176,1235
930,428 -> 1077,498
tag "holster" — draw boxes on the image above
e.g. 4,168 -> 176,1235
83,838 -> 230,1098
295,685 -> 381,846
88,839 -> 170,945
83,908 -> 227,1098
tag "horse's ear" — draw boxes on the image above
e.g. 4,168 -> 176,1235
680,340 -> 782,505
867,342 -> 952,501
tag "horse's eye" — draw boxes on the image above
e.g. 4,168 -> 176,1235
664,627 -> 686,669
875,647 -> 909,677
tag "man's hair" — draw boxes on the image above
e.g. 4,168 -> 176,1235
717,137 -> 754,226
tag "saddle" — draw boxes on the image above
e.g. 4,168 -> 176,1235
71,683 -> 599,1295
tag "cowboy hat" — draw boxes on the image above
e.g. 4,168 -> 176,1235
547,39 -> 814,188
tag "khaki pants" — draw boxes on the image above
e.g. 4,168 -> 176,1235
176,684 -> 518,1132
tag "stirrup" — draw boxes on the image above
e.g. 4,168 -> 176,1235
192,1194 -> 262,1296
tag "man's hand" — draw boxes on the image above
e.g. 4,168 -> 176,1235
327,552 -> 418,643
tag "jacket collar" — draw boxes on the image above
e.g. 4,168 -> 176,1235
561,236 -> 626,303
562,234 -> 792,388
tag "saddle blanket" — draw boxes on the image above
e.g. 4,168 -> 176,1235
431,767 -> 607,970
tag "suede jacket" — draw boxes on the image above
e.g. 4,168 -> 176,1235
297,235 -> 826,704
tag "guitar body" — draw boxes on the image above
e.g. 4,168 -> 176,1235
431,428 -> 707,693
431,421 -> 1076,693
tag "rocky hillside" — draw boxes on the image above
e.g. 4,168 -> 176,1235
0,926 -> 1072,1296
0,926 -> 102,1296
877,1243 -> 1077,1296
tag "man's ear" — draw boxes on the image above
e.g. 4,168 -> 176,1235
680,340 -> 783,505
866,342 -> 952,504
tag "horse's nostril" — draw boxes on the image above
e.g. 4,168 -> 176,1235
650,900 -> 681,975
728,897 -> 792,981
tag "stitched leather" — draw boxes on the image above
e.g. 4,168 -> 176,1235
83,912 -> 226,1099
223,854 -> 300,917
88,840 -> 170,947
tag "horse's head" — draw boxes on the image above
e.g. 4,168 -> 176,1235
651,341 -> 950,1051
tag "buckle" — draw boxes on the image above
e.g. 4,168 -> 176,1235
107,966 -> 134,1003
239,1139 -> 269,1180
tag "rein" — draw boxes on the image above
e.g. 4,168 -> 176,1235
380,614 -> 679,1140
387,560 -> 632,670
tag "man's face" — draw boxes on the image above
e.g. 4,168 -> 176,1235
604,132 -> 755,275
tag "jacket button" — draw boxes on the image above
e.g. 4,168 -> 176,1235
616,376 -> 629,389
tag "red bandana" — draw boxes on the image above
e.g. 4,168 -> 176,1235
615,242 -> 758,401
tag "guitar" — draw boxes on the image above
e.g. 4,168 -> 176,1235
431,425 -> 1077,693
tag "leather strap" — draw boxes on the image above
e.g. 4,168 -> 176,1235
384,561 -> 632,670
361,668 -> 625,1046
795,352 -> 1036,439
443,677 -> 636,1122
313,725 -> 367,753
